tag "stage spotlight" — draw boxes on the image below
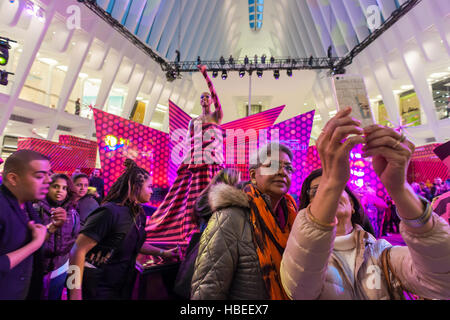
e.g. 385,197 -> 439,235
221,70 -> 227,80
287,69 -> 292,77
0,40 -> 10,66
165,70 -> 177,82
212,70 -> 218,78
273,70 -> 280,79
239,69 -> 245,78
257,69 -> 263,78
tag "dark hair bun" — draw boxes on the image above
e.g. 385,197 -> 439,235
124,158 -> 137,170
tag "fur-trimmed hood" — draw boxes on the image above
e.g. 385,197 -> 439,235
208,183 -> 250,212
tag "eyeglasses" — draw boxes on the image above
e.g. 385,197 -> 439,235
259,161 -> 296,174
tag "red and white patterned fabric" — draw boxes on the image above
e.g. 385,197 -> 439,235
145,122 -> 224,250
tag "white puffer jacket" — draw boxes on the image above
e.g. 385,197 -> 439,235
280,209 -> 450,300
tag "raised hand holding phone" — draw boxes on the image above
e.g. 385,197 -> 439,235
332,74 -> 375,128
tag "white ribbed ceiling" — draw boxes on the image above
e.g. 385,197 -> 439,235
95,0 -> 409,61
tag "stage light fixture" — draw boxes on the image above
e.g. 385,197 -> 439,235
239,69 -> 245,78
273,69 -> 280,79
221,70 -> 227,80
257,69 -> 263,78
0,41 -> 10,66
287,69 -> 292,77
212,70 -> 218,78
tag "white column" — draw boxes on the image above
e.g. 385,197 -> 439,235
142,65 -> 162,125
122,65 -> 147,118
47,23 -> 97,140
0,2 -> 57,136
358,51 -> 402,127
312,81 -> 330,125
176,80 -> 193,107
399,43 -> 443,142
94,44 -> 125,110
145,77 -> 166,126
162,85 -> 176,132
44,64 -> 55,107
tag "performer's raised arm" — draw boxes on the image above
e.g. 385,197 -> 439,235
197,64 -> 223,123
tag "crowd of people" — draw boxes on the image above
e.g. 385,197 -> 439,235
0,153 -> 176,300
412,178 -> 449,201
1,65 -> 449,300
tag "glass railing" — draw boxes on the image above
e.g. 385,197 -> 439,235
17,84 -> 92,119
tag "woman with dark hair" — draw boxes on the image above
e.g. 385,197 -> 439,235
299,168 -> 375,237
72,173 -> 99,226
34,173 -> 80,300
281,107 -> 450,300
68,159 -> 177,300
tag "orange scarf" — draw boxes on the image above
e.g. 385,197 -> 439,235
244,184 -> 297,300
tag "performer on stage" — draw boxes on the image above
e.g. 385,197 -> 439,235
145,65 -> 224,254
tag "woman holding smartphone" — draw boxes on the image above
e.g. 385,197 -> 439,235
68,159 -> 177,300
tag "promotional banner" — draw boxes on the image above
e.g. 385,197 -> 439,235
93,108 -> 171,206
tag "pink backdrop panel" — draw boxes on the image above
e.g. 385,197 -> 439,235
408,143 -> 450,183
93,109 -> 171,205
17,137 -> 96,173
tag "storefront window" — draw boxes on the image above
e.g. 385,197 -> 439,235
107,86 -> 127,116
377,101 -> 391,127
431,77 -> 450,120
19,59 -> 50,106
399,91 -> 422,127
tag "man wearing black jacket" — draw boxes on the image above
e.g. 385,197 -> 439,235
89,169 -> 105,203
0,150 -> 65,299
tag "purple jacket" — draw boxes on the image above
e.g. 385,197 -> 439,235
34,198 -> 80,273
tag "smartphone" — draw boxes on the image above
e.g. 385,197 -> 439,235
331,74 -> 375,128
